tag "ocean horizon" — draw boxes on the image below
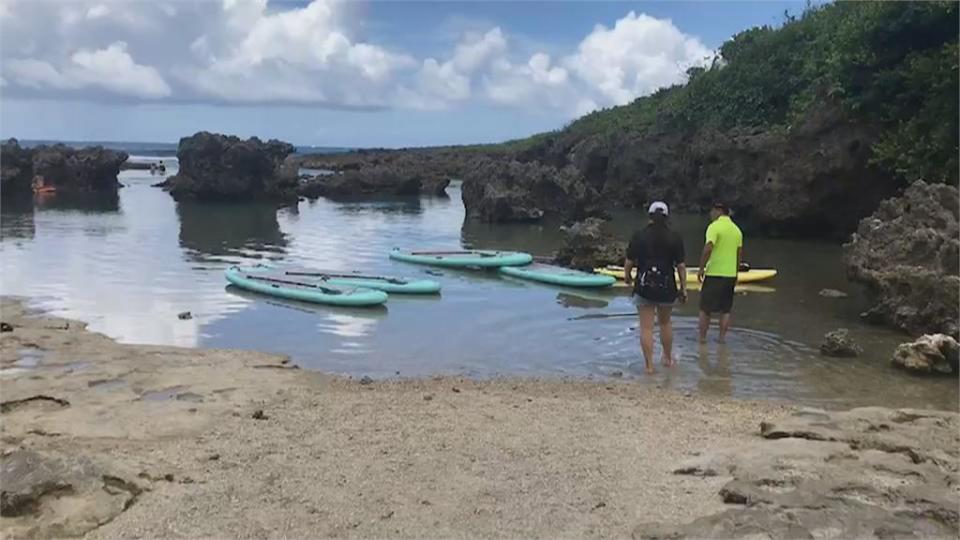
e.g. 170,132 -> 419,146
12,139 -> 351,158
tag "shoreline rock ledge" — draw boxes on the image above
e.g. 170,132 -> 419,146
844,181 -> 960,337
159,132 -> 298,201
638,406 -> 960,539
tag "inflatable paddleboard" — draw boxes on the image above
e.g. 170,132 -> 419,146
389,248 -> 532,268
500,263 -> 616,288
595,265 -> 778,284
282,267 -> 440,294
225,266 -> 387,307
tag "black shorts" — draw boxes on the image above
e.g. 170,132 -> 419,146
700,276 -> 736,314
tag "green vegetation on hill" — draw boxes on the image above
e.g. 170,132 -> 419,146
511,1 -> 959,183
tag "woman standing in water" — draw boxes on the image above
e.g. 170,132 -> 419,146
624,202 -> 688,373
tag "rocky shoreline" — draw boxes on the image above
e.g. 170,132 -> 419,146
1,298 -> 957,538
2,130 -> 957,343
0,139 -> 128,195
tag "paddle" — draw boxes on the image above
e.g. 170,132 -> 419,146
409,250 -> 498,257
285,270 -> 407,285
245,274 -> 344,295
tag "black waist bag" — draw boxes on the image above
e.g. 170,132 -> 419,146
637,264 -> 676,302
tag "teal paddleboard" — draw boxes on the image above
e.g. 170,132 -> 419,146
225,266 -> 388,307
389,248 -> 532,268
499,263 -> 617,288
281,267 -> 440,294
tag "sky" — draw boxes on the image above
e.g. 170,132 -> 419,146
0,0 -> 812,147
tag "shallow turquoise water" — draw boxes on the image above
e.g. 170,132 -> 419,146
1,168 -> 956,410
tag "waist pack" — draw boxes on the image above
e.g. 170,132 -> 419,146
637,265 -> 676,302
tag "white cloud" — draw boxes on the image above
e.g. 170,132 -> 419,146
404,27 -> 508,107
7,42 -> 170,99
86,4 -> 110,20
70,42 -> 171,98
0,2 -> 711,117
451,28 -> 506,73
416,58 -> 471,102
179,0 -> 414,106
566,11 -> 712,106
58,6 -> 82,27
483,53 -> 573,109
7,59 -> 75,89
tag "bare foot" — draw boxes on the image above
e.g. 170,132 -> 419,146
645,364 -> 656,375
718,337 -> 727,344
662,357 -> 675,367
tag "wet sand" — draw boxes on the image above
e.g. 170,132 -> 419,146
0,297 -> 794,538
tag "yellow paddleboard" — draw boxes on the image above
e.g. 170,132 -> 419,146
607,280 -> 775,293
595,265 -> 778,284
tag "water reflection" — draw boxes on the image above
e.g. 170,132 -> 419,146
555,291 -> 612,309
461,217 -> 564,255
332,196 -> 424,216
697,344 -> 733,397
177,200 -> 287,263
0,199 -> 35,240
34,191 -> 120,213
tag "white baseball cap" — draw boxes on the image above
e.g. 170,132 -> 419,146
648,201 -> 669,215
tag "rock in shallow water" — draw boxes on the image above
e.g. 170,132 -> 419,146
553,218 -> 623,270
892,334 -> 960,375
818,288 -> 848,298
162,131 -> 297,201
460,158 -> 602,223
298,164 -> 449,199
0,138 -> 128,194
844,181 -> 960,337
819,328 -> 862,357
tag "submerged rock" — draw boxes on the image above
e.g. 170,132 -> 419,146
818,288 -> 848,298
553,218 -> 624,270
461,158 -> 601,223
844,181 -> 960,336
162,132 -> 297,201
892,334 -> 960,375
819,328 -> 862,357
650,407 -> 960,539
0,138 -> 128,194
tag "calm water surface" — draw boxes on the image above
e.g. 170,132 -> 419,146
2,168 -> 956,410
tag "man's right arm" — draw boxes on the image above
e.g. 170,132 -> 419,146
698,223 -> 718,282
697,243 -> 713,283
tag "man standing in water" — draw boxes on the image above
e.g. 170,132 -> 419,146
697,203 -> 743,344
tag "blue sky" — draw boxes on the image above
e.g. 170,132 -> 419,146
0,1 -> 811,147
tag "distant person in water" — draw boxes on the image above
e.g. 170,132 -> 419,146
624,202 -> 687,374
158,160 -> 166,173
697,203 -> 743,344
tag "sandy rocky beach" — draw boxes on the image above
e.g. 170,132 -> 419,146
0,297 -> 957,539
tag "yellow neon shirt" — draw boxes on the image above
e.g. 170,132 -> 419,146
704,216 -> 743,277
